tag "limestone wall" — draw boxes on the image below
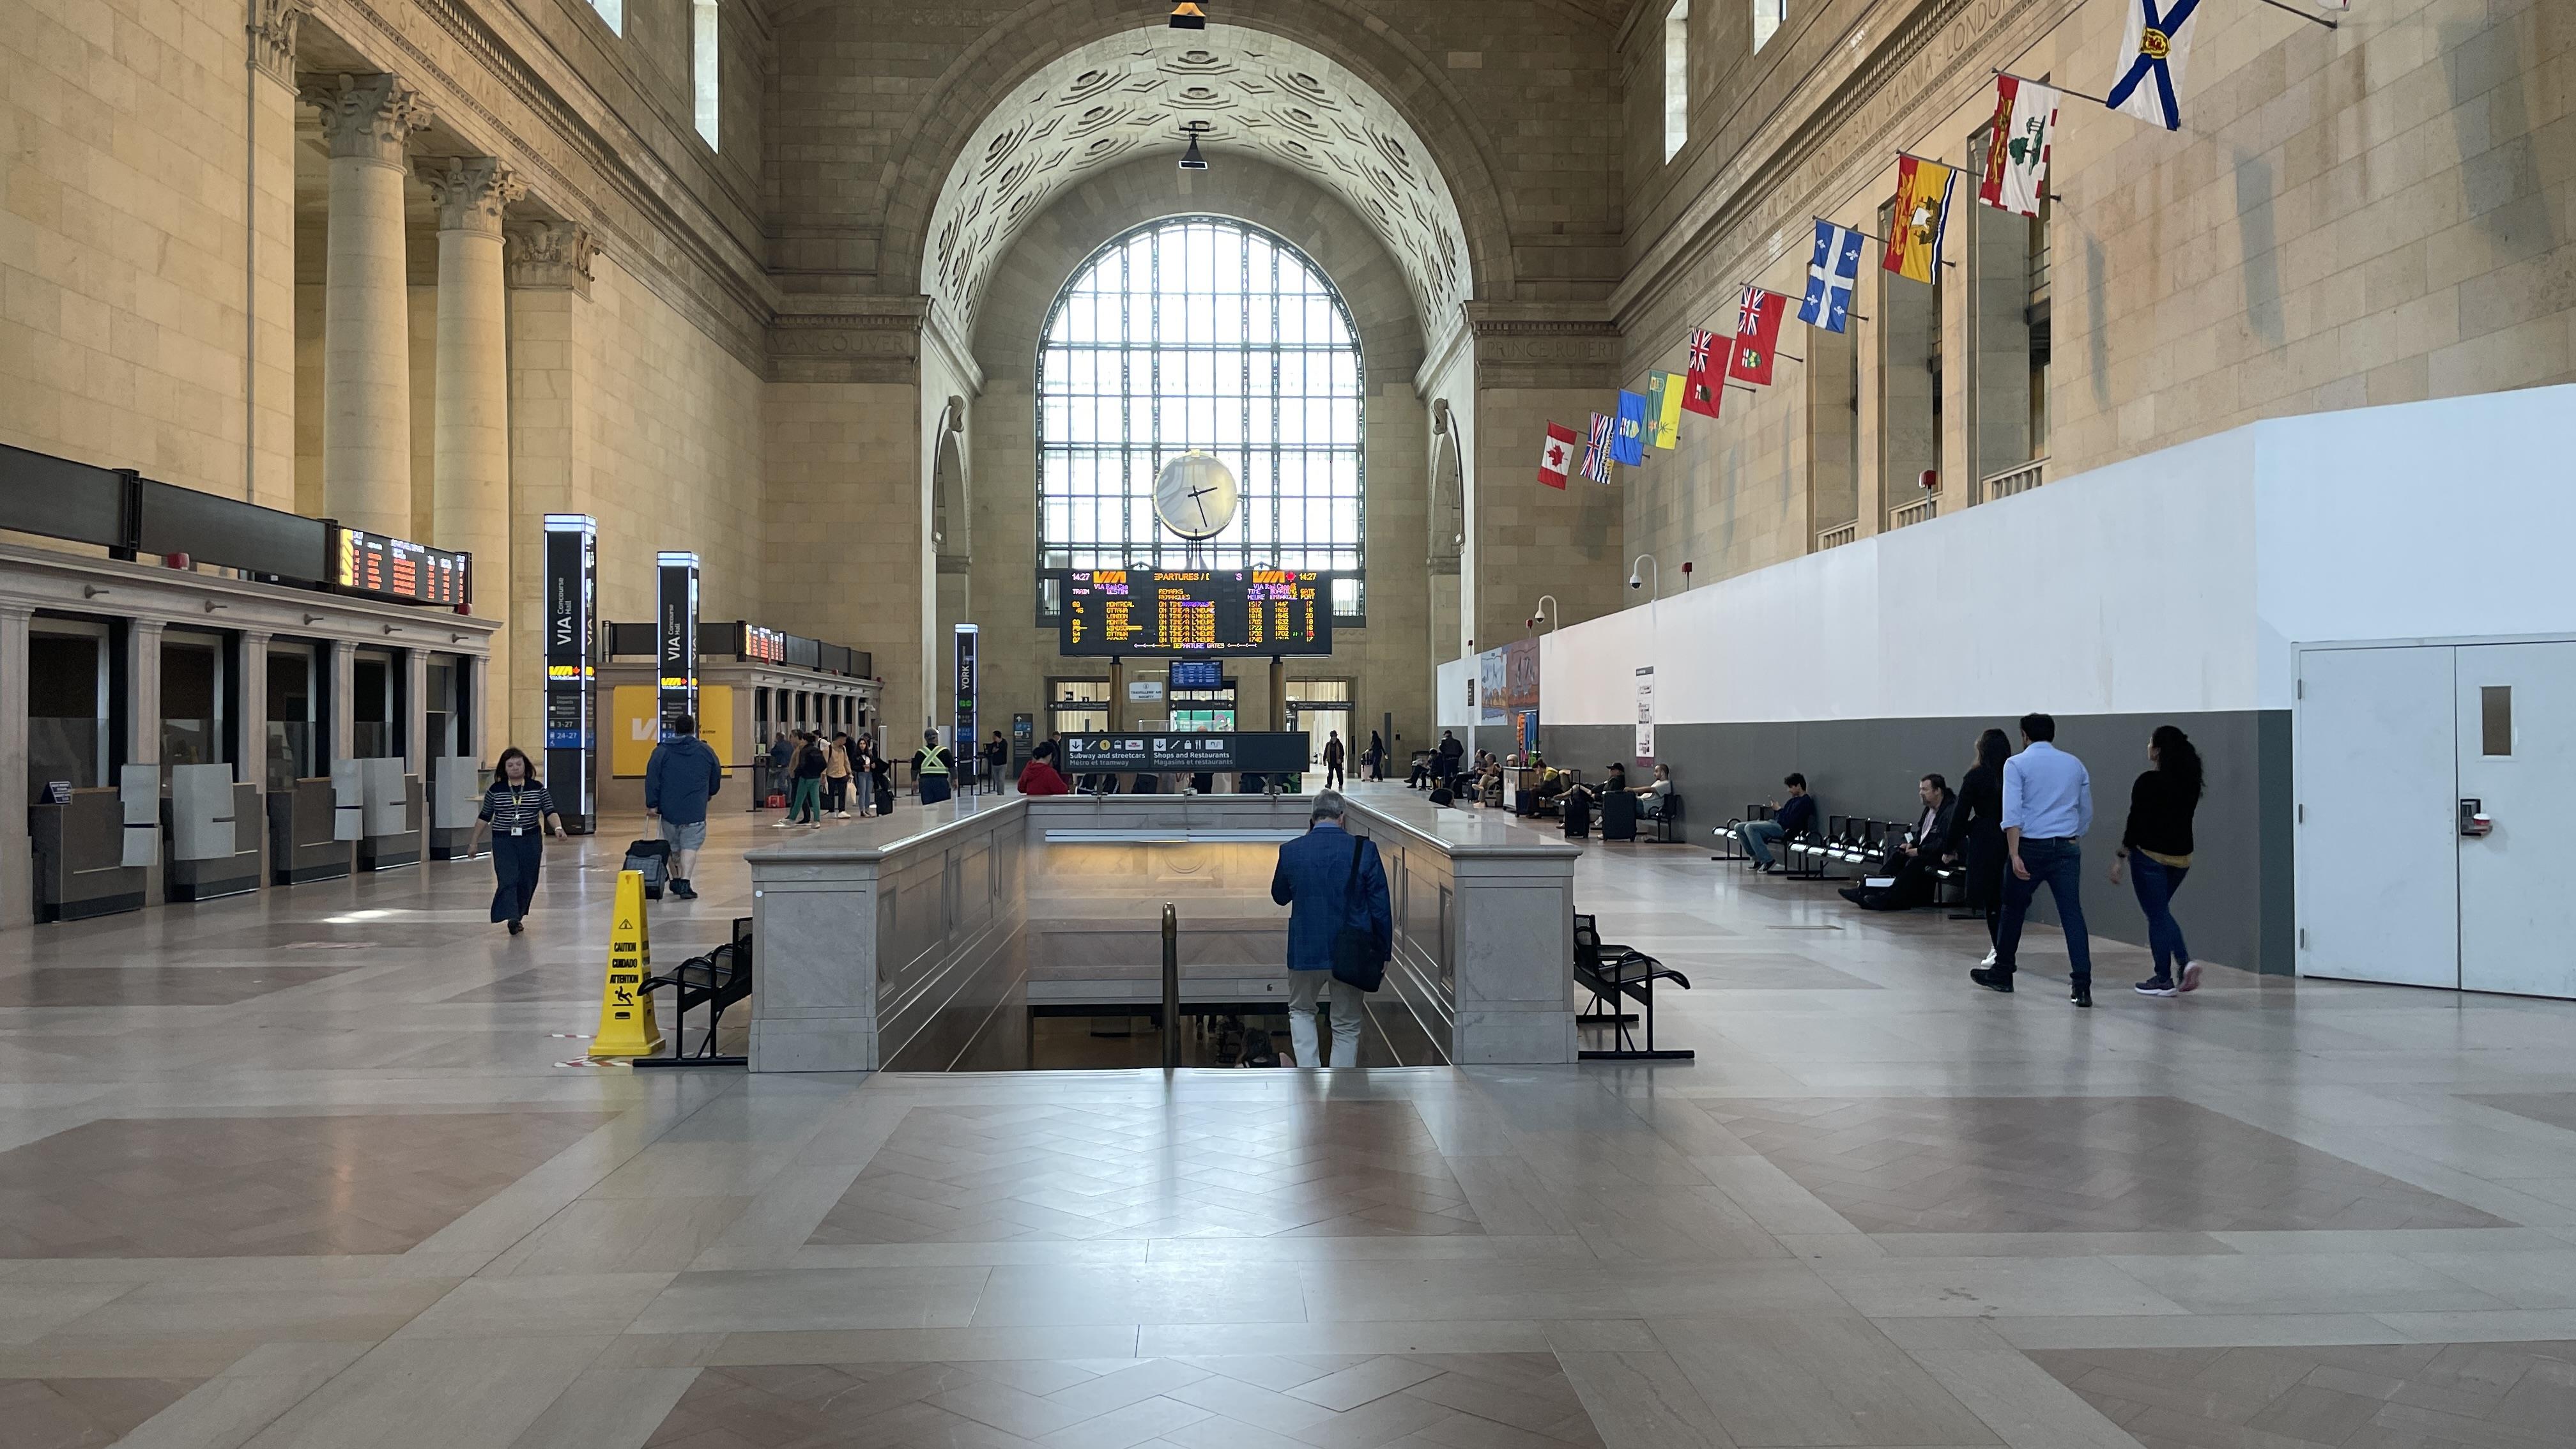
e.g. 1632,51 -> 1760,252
1617,0 -> 2576,583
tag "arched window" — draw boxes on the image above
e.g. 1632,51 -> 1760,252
1038,217 -> 1365,611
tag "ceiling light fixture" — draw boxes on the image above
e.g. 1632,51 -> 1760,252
1177,121 -> 1211,171
1169,1 -> 1207,29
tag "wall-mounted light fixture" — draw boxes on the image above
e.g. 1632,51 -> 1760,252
1177,121 -> 1211,171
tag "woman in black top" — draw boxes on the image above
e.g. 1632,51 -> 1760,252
479,747 -> 565,935
2114,724 -> 2204,997
1956,729 -> 2011,958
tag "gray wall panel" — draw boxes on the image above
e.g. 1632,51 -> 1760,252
1528,709 -> 2290,975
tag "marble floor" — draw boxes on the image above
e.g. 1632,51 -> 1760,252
4,797 -> 2576,1448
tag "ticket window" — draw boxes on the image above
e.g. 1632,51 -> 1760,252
160,630 -> 233,779
423,655 -> 465,772
27,619 -> 114,804
351,650 -> 405,760
266,643 -> 319,790
1048,679 -> 1110,738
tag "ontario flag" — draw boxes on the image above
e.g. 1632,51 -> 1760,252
1537,421 -> 1575,489
1582,413 -> 1614,484
1682,327 -> 1724,418
1726,288 -> 1788,388
1977,76 -> 2060,217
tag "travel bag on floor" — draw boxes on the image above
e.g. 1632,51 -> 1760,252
622,838 -> 671,900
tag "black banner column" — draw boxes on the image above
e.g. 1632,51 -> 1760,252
656,551 -> 700,744
542,514 -> 596,832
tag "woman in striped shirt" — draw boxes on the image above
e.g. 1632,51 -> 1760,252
480,747 -> 566,935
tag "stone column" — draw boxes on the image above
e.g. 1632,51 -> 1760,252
303,74 -> 431,539
0,605 -> 31,930
128,620 -> 167,903
246,2 -> 305,512
504,220 -> 598,755
424,158 -> 525,766
326,638 -> 354,765
236,629 -> 272,880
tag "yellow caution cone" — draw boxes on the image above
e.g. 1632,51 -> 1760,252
589,869 -> 664,1058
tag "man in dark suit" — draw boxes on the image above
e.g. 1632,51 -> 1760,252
1842,774 -> 1959,911
1269,790 -> 1393,1068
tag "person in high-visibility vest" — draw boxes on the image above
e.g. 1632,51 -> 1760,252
915,728 -> 954,806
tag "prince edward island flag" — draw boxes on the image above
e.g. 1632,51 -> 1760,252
1798,220 -> 1864,333
2107,0 -> 2200,132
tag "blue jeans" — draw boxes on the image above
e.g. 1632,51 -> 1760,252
2130,851 -> 2191,979
1738,819 -> 1787,867
1995,836 -> 2092,986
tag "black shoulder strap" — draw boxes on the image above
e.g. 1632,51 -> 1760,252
1344,834 -> 1365,891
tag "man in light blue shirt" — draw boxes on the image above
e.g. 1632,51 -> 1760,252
1972,713 -> 2097,1006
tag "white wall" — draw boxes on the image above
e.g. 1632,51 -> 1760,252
1529,386 -> 2576,727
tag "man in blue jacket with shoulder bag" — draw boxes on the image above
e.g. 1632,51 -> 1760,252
1269,790 -> 1393,1068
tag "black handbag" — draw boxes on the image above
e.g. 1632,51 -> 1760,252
1330,836 -> 1385,993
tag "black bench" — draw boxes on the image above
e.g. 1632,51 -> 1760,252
1573,913 -> 1692,1061
634,916 -> 753,1068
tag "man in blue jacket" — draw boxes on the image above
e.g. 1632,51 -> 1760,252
644,714 -> 724,900
1269,790 -> 1392,1068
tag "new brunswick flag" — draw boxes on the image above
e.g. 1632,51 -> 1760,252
1883,155 -> 1958,284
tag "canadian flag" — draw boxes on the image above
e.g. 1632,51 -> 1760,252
1537,421 -> 1575,489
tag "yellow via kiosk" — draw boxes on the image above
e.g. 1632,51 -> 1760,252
589,870 -> 664,1058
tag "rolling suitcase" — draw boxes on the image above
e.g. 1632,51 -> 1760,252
623,838 -> 671,900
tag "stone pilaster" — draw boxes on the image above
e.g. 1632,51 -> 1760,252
247,0 -> 307,87
503,220 -> 600,299
0,606 -> 29,930
425,159 -> 525,767
127,620 -> 166,903
302,75 -> 431,540
504,220 -> 599,754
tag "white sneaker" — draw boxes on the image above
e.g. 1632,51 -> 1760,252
771,820 -> 791,829
1979,949 -> 1998,967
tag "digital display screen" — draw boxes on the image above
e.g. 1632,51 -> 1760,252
742,625 -> 786,664
1059,569 -> 1330,656
1057,733 -> 1313,774
1169,661 -> 1224,689
335,528 -> 469,606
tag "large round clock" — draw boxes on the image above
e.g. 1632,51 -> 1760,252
1153,453 -> 1239,540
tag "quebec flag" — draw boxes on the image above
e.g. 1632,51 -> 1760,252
1798,219 -> 1864,334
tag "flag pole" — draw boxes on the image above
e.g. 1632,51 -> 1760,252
1990,68 -> 2114,109
1842,226 -> 1959,271
2247,0 -> 2338,29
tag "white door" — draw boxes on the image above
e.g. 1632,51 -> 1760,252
2296,645 -> 2459,988
2456,641 -> 2576,999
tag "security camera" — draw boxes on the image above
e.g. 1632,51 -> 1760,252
1627,574 -> 1644,590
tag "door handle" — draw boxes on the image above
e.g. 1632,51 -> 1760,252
2460,799 -> 2493,838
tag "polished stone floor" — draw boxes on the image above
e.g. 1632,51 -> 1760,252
3,793 -> 2575,1448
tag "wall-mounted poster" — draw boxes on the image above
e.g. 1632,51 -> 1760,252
1635,666 -> 1655,762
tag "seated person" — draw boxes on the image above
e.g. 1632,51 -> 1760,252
1604,762 -> 1629,793
1561,778 -> 1597,835
1017,743 -> 1072,796
1841,774 -> 1958,910
1634,762 -> 1674,816
1733,773 -> 1817,872
1408,753 -> 1433,789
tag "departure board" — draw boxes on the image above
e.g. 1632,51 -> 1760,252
1059,569 -> 1331,656
335,528 -> 470,606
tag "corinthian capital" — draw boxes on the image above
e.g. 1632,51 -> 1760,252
248,0 -> 308,86
301,74 -> 432,166
503,221 -> 602,298
419,157 -> 527,237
